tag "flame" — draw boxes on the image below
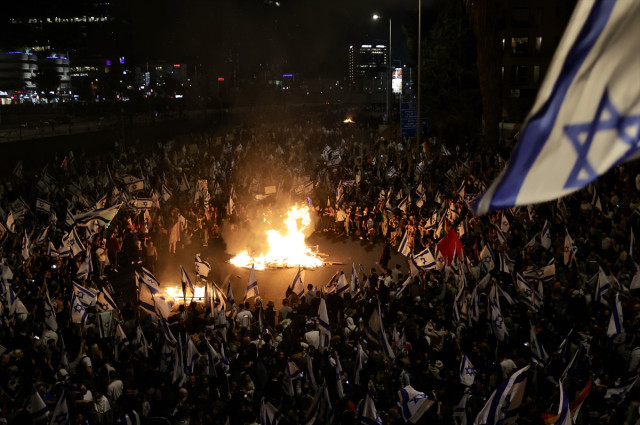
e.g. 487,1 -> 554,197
165,285 -> 206,303
343,117 -> 355,123
230,205 -> 324,270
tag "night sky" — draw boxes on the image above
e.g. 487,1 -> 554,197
128,0 -> 423,78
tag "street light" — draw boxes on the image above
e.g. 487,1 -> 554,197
417,0 -> 422,147
373,14 -> 391,127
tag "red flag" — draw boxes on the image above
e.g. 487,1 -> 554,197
437,229 -> 464,265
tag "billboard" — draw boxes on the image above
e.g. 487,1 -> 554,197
392,68 -> 402,94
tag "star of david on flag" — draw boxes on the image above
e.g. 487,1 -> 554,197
459,354 -> 476,387
472,0 -> 640,215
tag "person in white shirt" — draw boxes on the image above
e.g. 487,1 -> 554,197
106,371 -> 123,405
236,302 -> 253,332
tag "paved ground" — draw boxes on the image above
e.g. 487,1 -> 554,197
108,229 -> 406,310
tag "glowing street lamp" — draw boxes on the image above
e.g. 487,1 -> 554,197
373,13 -> 392,126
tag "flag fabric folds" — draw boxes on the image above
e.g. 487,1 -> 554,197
181,265 -> 194,299
318,292 -> 331,351
459,354 -> 476,386
607,293 -> 624,337
471,0 -> 640,214
604,374 -> 639,401
362,394 -> 384,425
245,264 -> 259,300
473,365 -> 530,425
398,386 -> 434,424
194,254 -> 211,279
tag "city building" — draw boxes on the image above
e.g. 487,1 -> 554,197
498,0 -> 577,123
348,43 -> 388,94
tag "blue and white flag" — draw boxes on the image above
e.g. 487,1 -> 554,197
607,293 -> 624,337
181,265 -> 194,299
398,230 -> 412,257
70,292 -> 88,324
398,386 -> 434,424
129,198 -> 154,210
553,381 -> 572,425
126,179 -> 145,193
21,230 -> 30,262
355,342 -> 368,386
453,390 -> 471,425
350,263 -> 359,295
530,324 -> 549,365
185,335 -> 200,374
335,271 -> 349,295
245,264 -> 259,300
523,258 -> 556,283
362,394 -> 383,425
479,244 -> 495,273
459,354 -> 476,386
318,292 -> 331,351
471,0 -> 640,214
541,220 -> 552,250
604,374 -> 640,401
96,290 -> 117,312
49,391 -> 69,425
413,248 -> 437,270
564,231 -> 578,266
260,398 -> 280,425
36,225 -> 49,245
489,298 -> 509,343
289,268 -> 305,298
43,289 -> 58,331
76,248 -> 93,280
36,198 -> 52,215
27,385 -> 49,422
73,204 -> 121,228
62,227 -> 85,257
473,365 -> 530,425
73,282 -> 96,308
283,360 -> 301,396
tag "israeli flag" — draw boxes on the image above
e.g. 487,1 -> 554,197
489,298 -> 509,343
362,394 -> 383,425
398,386 -> 434,424
35,198 -> 52,214
564,231 -> 578,266
472,0 -> 640,214
554,382 -> 572,425
541,220 -> 552,249
49,391 -> 69,425
479,244 -> 495,273
459,354 -> 476,386
607,293 -> 624,337
413,247 -> 437,270
398,230 -> 412,257
474,365 -> 530,425
530,324 -> 549,365
194,254 -> 211,279
318,292 -> 331,351
73,282 -> 96,308
245,264 -> 259,300
181,265 -> 194,298
21,230 -> 30,262
76,248 -> 93,280
604,374 -> 640,401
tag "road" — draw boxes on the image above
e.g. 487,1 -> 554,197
110,229 -> 406,310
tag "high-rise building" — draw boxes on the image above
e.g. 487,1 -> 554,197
498,0 -> 577,122
348,43 -> 388,93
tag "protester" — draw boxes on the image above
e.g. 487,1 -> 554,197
1,107 -> 640,425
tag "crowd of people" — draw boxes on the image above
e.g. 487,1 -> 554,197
2,106 -> 640,425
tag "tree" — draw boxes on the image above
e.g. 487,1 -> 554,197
465,0 -> 501,149
406,0 -> 482,148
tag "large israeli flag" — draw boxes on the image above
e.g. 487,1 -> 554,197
472,0 -> 640,214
